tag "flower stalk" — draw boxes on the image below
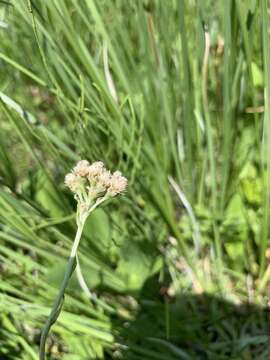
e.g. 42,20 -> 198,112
39,161 -> 127,360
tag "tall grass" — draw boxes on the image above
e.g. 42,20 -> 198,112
0,0 -> 270,358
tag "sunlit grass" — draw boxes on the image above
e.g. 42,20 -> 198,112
0,0 -> 269,359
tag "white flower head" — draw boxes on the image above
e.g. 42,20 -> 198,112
87,161 -> 104,180
64,173 -> 83,193
98,170 -> 112,189
73,160 -> 90,177
65,160 -> 127,203
108,171 -> 128,196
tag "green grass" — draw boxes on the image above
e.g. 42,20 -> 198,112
0,0 -> 270,359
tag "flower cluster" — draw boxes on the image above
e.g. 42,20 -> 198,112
65,160 -> 128,203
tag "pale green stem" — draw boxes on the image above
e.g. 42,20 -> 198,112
76,254 -> 93,299
39,196 -> 107,360
76,255 -> 115,313
39,220 -> 84,360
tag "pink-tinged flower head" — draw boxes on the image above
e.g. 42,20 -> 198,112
108,171 -> 128,196
73,160 -> 90,177
98,170 -> 112,189
65,160 -> 127,201
87,161 -> 104,180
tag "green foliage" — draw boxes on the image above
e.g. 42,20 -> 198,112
0,0 -> 270,358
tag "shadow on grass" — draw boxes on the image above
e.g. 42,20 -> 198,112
110,275 -> 270,360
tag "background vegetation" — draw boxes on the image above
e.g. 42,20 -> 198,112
0,0 -> 270,359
